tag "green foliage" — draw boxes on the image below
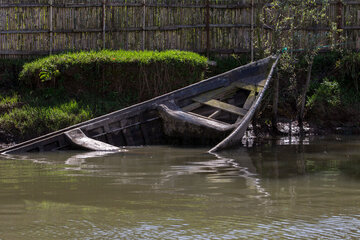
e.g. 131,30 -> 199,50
19,50 -> 208,101
0,93 -> 19,107
0,101 -> 92,141
306,78 -> 340,109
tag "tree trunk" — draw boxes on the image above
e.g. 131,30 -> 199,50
298,59 -> 314,134
272,72 -> 279,133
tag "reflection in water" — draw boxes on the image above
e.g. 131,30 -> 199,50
0,137 -> 360,239
64,151 -> 122,169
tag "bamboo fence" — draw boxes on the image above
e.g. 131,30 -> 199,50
0,0 -> 360,58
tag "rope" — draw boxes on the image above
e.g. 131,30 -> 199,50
279,39 -> 358,54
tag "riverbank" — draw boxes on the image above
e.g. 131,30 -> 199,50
1,50 -> 360,149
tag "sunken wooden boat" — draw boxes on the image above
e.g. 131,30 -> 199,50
0,55 -> 280,155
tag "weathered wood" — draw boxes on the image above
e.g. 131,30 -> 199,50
251,0 -> 254,62
65,128 -> 120,151
182,102 -> 203,112
49,0 -> 53,55
157,103 -> 234,141
142,0 -> 146,50
187,111 -> 229,126
233,82 -> 264,92
208,110 -> 221,118
243,91 -> 256,110
195,99 -> 248,116
192,85 -> 238,104
102,0 -> 106,49
205,0 -> 210,57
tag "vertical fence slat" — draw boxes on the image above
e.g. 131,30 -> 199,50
205,0 -> 210,57
142,0 -> 146,50
49,0 -> 53,55
102,0 -> 106,49
251,0 -> 254,62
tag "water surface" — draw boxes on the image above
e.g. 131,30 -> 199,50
0,136 -> 360,239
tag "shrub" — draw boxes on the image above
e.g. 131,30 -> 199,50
19,50 -> 208,101
307,78 -> 340,109
306,78 -> 342,122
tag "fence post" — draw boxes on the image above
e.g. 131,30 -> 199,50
142,0 -> 146,50
102,0 -> 107,49
205,0 -> 210,58
337,0 -> 343,30
250,0 -> 254,62
49,0 -> 53,55
337,0 -> 343,46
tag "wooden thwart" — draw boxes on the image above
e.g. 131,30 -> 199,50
192,85 -> 238,103
182,82 -> 261,118
195,99 -> 247,116
233,82 -> 264,92
243,90 -> 256,110
182,84 -> 238,112
187,111 -> 229,126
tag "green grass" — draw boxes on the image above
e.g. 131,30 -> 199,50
0,93 -> 19,107
19,50 -> 208,101
0,100 -> 92,142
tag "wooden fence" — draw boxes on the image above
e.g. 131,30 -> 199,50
1,0 -> 360,58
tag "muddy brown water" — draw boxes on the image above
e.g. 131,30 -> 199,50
0,136 -> 359,239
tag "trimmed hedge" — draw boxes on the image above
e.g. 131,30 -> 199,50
20,50 -> 208,101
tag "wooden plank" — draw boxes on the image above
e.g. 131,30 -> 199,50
49,0 -> 53,55
192,85 -> 238,103
0,4 -> 49,8
187,112 -> 230,126
65,128 -> 120,151
142,0 -> 146,50
183,81 -> 261,113
0,23 -> 253,35
233,82 -> 264,92
182,102 -> 202,112
195,99 -> 247,116
102,0 -> 106,49
243,90 -> 256,110
208,110 -> 221,118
